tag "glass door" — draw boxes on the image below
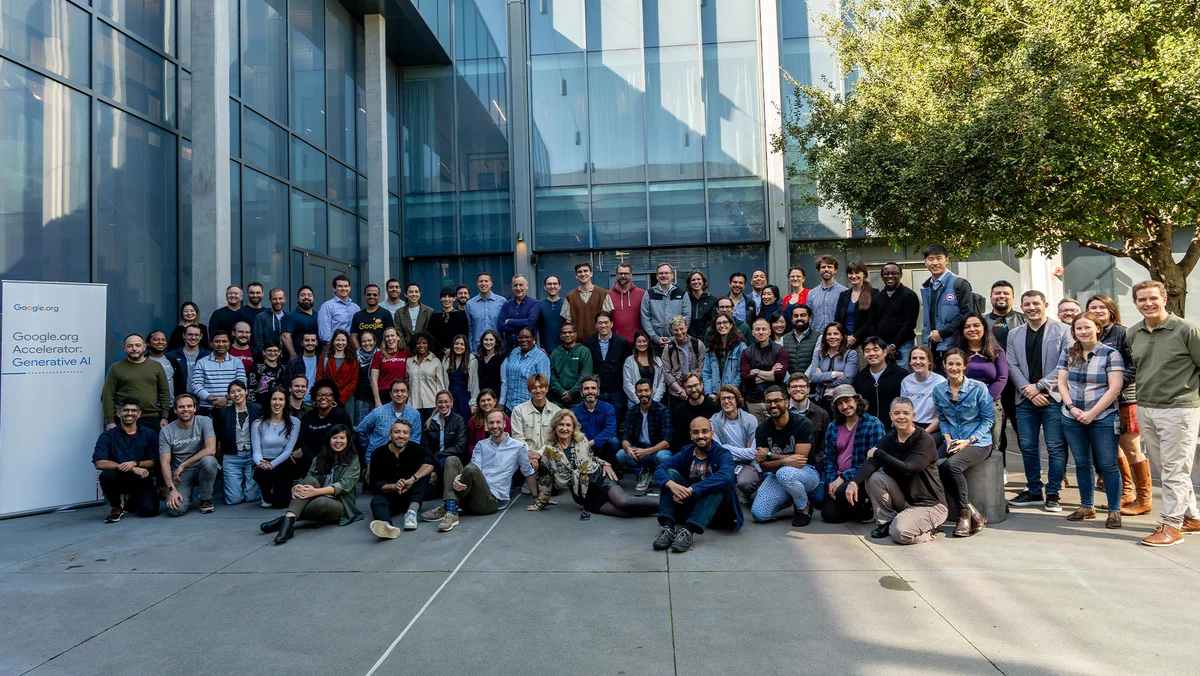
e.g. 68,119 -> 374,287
294,251 -> 352,307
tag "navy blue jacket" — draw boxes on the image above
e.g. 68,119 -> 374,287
654,440 -> 742,531
165,347 -> 212,392
213,403 -> 264,455
92,426 -> 159,465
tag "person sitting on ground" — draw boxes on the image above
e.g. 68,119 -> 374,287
710,385 -> 761,502
158,393 -> 219,516
421,409 -> 538,533
670,372 -> 720,451
852,337 -> 908,429
821,385 -> 885,523
571,374 -> 621,463
617,378 -> 674,493
750,386 -> 819,526
355,379 -> 422,471
213,380 -> 261,505
511,373 -> 562,454
850,397 -> 947,545
368,419 -> 436,538
92,397 -> 161,523
298,379 -> 355,477
528,409 -> 658,517
260,424 -> 362,544
933,349 -> 994,537
251,387 -> 302,508
651,417 -> 742,553
424,390 -> 468,473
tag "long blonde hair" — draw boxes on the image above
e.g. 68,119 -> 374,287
549,409 -> 586,447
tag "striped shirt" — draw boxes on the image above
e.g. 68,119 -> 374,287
1058,343 -> 1124,418
499,347 -> 551,410
190,353 -> 247,408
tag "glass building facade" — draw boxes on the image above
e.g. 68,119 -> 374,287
0,0 -> 1180,363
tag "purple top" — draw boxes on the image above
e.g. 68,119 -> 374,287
836,424 -> 856,473
964,348 -> 1008,400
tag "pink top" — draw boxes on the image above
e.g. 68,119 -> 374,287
836,423 -> 857,474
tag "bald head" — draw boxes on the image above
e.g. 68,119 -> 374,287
689,416 -> 714,450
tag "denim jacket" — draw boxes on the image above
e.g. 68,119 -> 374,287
703,342 -> 745,395
932,377 -> 995,446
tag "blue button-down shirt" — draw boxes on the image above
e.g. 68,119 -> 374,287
932,377 -> 995,447
732,296 -> 749,322
498,295 -> 541,350
317,297 -> 361,342
355,403 -> 423,464
467,293 -> 507,351
470,434 -> 536,503
572,400 -> 618,446
807,281 -> 848,336
499,346 -> 550,410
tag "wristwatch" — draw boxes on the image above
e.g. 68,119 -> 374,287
766,450 -> 773,460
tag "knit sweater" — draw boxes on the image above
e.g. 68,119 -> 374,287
101,359 -> 171,420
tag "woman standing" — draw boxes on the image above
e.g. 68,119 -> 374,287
349,331 -> 379,425
316,329 -> 358,407
686,270 -> 717,340
900,346 -> 945,435
259,424 -> 362,544
623,331 -> 665,405
250,387 -> 302,508
214,380 -> 262,505
781,266 -> 809,330
370,327 -> 409,408
406,332 -> 445,424
703,314 -> 746,398
527,410 -> 658,517
466,389 -> 509,453
954,313 -> 1008,450
769,312 -> 787,346
1057,313 -> 1126,528
475,330 -> 505,399
758,285 -> 782,323
806,322 -> 859,409
167,301 -> 209,351
430,286 -> 470,357
834,261 -> 874,349
933,349 -> 994,537
443,335 -> 478,421
1086,294 -> 1148,515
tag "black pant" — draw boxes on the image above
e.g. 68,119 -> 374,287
820,480 -> 871,524
370,479 -> 427,522
999,383 -> 1018,459
98,469 -> 160,516
938,445 -> 992,509
253,461 -> 302,508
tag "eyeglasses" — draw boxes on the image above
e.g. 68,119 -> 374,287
315,392 -> 334,399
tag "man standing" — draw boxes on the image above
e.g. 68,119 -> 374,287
252,287 -> 288,354
640,263 -> 691,348
466,272 -> 506,352
381,279 -> 405,315
728,272 -> 752,323
561,261 -> 613,343
350,284 -> 394,350
584,311 -> 631,432
537,275 -> 565,353
1126,281 -> 1200,547
609,263 -> 644,343
237,281 -> 266,329
618,379 -> 673,493
317,275 -> 361,343
146,330 -> 186,404
208,285 -> 243,335
549,323 -> 594,407
499,275 -> 541,350
281,285 -> 318,360
228,322 -> 257,376
394,282 -> 434,350
782,304 -> 818,377
652,417 -> 741,553
987,280 -> 1026,455
572,375 -> 621,462
425,409 -> 538,532
1005,290 -> 1071,512
92,398 -> 160,523
669,373 -> 720,451
158,393 -> 218,516
368,419 -> 435,538
919,244 -> 973,358
1057,298 -> 1082,324
101,334 -> 170,429
356,379 -> 424,467
749,270 -> 769,315
286,373 -> 313,420
749,386 -> 818,527
285,331 -> 321,402
454,285 -> 471,312
662,316 -> 706,409
511,374 -> 562,452
166,324 -> 210,392
852,338 -> 908,429
190,331 -> 247,416
807,255 -> 849,337
865,262 -> 920,369
740,317 -> 787,421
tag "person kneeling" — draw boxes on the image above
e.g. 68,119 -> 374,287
528,409 -> 658,517
260,424 -> 363,543
421,409 -> 537,533
369,419 -> 435,538
851,397 -> 947,545
159,393 -> 219,516
93,397 -> 161,523
652,417 -> 743,553
749,386 -> 819,527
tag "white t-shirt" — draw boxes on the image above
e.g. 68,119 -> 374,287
901,372 -> 946,425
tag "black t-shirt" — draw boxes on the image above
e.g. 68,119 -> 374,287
368,443 -> 433,490
209,307 -> 242,335
671,398 -> 720,450
1025,323 -> 1046,384
754,412 -> 814,457
351,308 -> 394,342
299,406 -> 353,458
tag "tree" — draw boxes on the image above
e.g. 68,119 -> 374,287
772,0 -> 1200,314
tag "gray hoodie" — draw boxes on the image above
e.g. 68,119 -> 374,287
639,283 -> 692,343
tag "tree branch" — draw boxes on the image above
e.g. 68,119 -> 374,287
1074,238 -> 1130,259
1180,212 -> 1200,276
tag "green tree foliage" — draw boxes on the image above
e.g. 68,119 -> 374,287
773,0 -> 1200,313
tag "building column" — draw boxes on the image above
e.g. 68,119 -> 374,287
190,0 -> 231,309
759,0 -> 790,282
364,14 -> 390,286
508,0 -> 533,281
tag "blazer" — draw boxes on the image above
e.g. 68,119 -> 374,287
393,304 -> 436,350
585,333 -> 632,396
213,402 -> 264,455
1005,320 -> 1072,402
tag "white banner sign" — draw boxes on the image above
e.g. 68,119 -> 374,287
1,281 -> 108,517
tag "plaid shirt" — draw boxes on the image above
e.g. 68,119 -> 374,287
622,400 -> 672,448
823,413 -> 885,484
1058,343 -> 1124,418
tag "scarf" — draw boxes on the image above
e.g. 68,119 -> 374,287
357,347 -> 377,369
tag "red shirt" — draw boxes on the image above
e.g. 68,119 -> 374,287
371,349 -> 410,393
229,346 -> 256,376
609,284 -> 645,344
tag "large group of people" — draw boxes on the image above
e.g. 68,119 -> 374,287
94,248 -> 1200,552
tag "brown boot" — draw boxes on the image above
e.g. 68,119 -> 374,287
954,509 -> 972,537
968,504 -> 986,534
1141,523 -> 1183,547
1118,454 -> 1136,506
1121,459 -> 1153,516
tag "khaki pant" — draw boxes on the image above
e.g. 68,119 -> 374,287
1139,407 -> 1200,528
442,456 -> 499,516
865,472 -> 948,545
287,477 -> 345,524
746,402 -> 769,424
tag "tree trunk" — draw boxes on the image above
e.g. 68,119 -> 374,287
1144,248 -> 1189,318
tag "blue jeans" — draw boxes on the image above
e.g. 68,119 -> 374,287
893,340 -> 915,372
615,448 -> 672,473
1061,413 -> 1121,509
1016,400 -> 1067,497
222,451 -> 260,505
351,398 -> 375,426
594,437 -> 622,464
657,469 -> 732,534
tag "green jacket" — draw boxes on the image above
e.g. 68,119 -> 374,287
549,344 -> 594,404
305,456 -> 364,525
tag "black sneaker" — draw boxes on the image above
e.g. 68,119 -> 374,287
870,521 -> 892,539
792,507 -> 812,527
104,508 -> 124,524
670,528 -> 694,553
1044,495 -> 1062,512
1007,490 -> 1043,507
652,525 -> 676,550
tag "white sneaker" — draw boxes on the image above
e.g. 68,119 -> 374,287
260,499 -> 271,508
370,519 -> 400,539
520,484 -> 532,495
1003,470 -> 1009,486
635,470 -> 651,493
403,511 -> 418,530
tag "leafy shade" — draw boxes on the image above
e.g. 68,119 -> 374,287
773,0 -> 1200,314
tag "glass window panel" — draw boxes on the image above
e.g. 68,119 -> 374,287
324,0 -> 355,164
642,0 -> 698,48
708,177 -> 766,243
355,25 -> 366,172
402,66 -> 455,193
586,0 -> 641,51
241,107 -> 287,177
242,0 -> 287,123
241,167 -> 288,290
179,69 -> 191,136
591,183 -> 647,248
179,0 -> 191,68
457,0 -> 507,60
460,190 -> 511,254
290,188 -> 327,253
229,98 -> 240,157
96,23 -> 176,126
356,173 -> 367,217
462,255 -> 515,298
229,0 -> 239,96
438,0 -> 451,51
649,181 -> 706,246
788,176 -> 843,240
781,0 -> 835,40
407,257 -> 458,299
328,205 -> 357,262
530,53 -> 587,187
457,58 -> 510,190
389,231 -> 401,281
701,0 -> 757,43
587,49 -> 644,184
326,157 -> 355,212
404,192 -> 457,256
290,137 -> 324,197
290,250 -> 302,294
389,194 -> 399,233
230,160 -> 241,279
533,186 -> 589,250
530,0 -> 585,55
387,61 -> 399,194
0,61 -> 90,291
780,37 -> 839,167
645,45 -> 703,181
705,245 -> 768,294
180,141 -> 192,294
96,103 -> 177,357
96,0 -> 174,54
0,0 -> 89,87
290,0 -> 325,147
703,41 -> 762,179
